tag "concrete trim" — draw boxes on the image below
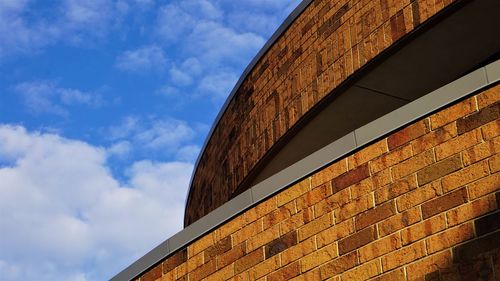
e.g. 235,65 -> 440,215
110,59 -> 500,281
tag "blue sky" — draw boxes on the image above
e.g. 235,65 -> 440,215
0,0 -> 300,280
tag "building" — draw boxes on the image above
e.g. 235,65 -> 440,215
112,0 -> 500,280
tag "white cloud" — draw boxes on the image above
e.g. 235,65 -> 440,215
14,80 -> 102,116
115,45 -> 167,73
107,140 -> 132,158
198,70 -> 238,101
0,124 -> 192,281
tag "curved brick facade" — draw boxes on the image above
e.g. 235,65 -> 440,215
186,0 -> 459,225
138,85 -> 500,281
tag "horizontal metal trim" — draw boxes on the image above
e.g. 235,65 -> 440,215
111,59 -> 500,281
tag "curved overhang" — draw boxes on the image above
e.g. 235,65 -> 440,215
185,0 -> 500,226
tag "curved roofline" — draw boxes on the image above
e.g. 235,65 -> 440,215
184,0 -> 315,210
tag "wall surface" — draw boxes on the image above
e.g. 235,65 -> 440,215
137,84 -> 500,281
185,0 -> 460,225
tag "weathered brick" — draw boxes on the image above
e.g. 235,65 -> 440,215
442,160 -> 490,193
378,206 -> 421,237
319,251 -> 358,279
434,129 -> 482,161
281,236 -> 316,266
142,263 -> 161,281
316,218 -> 354,248
371,268 -> 405,281
244,198 -> 276,224
477,85 -> 500,108
446,194 -> 497,226
422,187 -> 468,219
391,149 -> 435,180
416,154 -> 463,186
352,169 -> 392,199
397,181 -> 442,212
426,222 -> 474,254
468,172 -> 500,200
338,225 -> 377,255
388,119 -> 429,150
406,250 -> 452,280
189,232 -> 214,256
355,201 -> 396,231
248,255 -> 279,280
265,230 -> 298,259
412,122 -> 457,154
359,233 -> 401,263
462,137 -> 499,166
332,163 -> 370,192
430,97 -> 476,129
268,262 -> 301,281
263,201 -> 295,230
218,242 -> 246,268
474,210 -> 500,236
234,249 -> 264,274
218,215 -> 245,239
375,175 -> 417,204
232,219 -> 262,245
370,144 -> 413,174
348,139 -> 388,169
247,224 -> 280,252
401,214 -> 447,245
205,236 -> 232,262
296,182 -> 332,210
205,264 -> 234,281
163,248 -> 187,274
301,242 -> 338,272
281,207 -> 313,234
277,178 -> 310,206
190,259 -> 216,281
314,187 -> 350,218
490,153 -> 500,173
336,194 -> 374,222
341,259 -> 381,281
187,252 -> 204,272
311,160 -> 347,187
481,119 -> 500,140
381,241 -> 426,271
457,102 -> 499,134
298,212 -> 332,241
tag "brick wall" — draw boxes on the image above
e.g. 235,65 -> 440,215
137,85 -> 500,280
186,0 -> 461,225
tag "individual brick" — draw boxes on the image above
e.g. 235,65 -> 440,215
234,249 -> 264,274
421,187 -> 468,219
319,251 -> 358,279
316,218 -> 355,248
430,97 -> 476,129
370,144 -> 413,175
397,181 -> 442,212
446,194 -> 497,226
490,153 -> 500,173
268,261 -> 301,281
434,129 -> 482,161
265,231 -> 298,259
453,231 -> 500,262
205,236 -> 232,262
412,122 -> 457,154
218,242 -> 246,269
244,198 -> 277,224
277,178 -> 310,206
341,259 -> 381,281
474,210 -> 500,236
416,154 -> 462,186
426,222 -> 474,254
232,219 -> 263,246
332,163 -> 370,192
351,169 -> 392,200
189,232 -> 215,256
387,119 -> 429,150
477,85 -> 500,108
401,214 -> 447,245
405,250 -> 452,280
481,119 -> 500,140
300,242 -> 338,272
457,102 -> 499,134
348,139 -> 388,169
263,201 -> 295,230
204,264 -> 234,281
355,201 -> 396,231
391,149 -> 435,180
378,206 -> 421,237
375,175 -> 417,205
296,182 -> 332,210
338,225 -> 377,255
187,252 -> 204,272
298,212 -> 332,241
218,215 -> 245,239
289,268 -> 321,281
163,248 -> 187,274
381,241 -> 426,271
311,160 -> 347,187
280,236 -> 316,266
190,259 -> 216,281
248,255 -> 280,280
336,194 -> 374,222
442,160 -> 490,192
467,172 -> 500,200
314,188 -> 350,218
359,233 -> 401,263
280,207 -> 313,235
247,224 -> 280,252
462,137 -> 499,166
